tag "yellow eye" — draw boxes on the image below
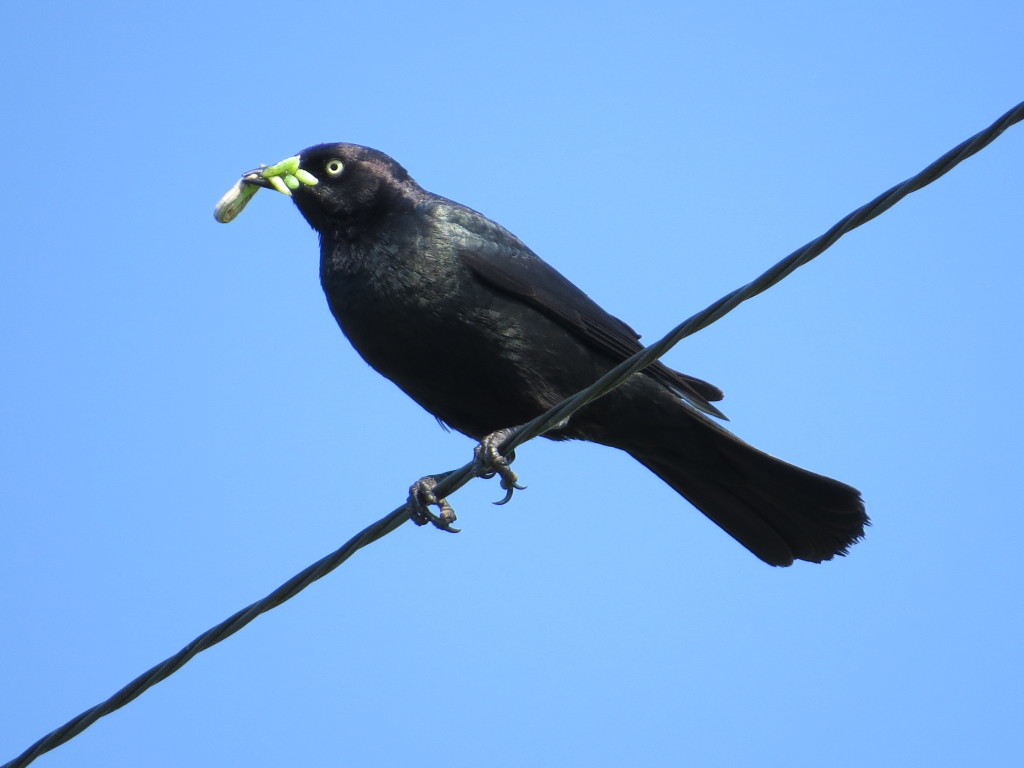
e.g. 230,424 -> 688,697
325,159 -> 344,176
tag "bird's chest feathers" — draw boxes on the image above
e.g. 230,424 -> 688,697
319,231 -> 492,366
323,229 -> 460,312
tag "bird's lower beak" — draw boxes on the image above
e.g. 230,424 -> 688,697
241,169 -> 275,190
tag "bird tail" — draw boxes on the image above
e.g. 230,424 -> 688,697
626,413 -> 868,566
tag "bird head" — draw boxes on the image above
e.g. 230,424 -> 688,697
216,143 -> 415,233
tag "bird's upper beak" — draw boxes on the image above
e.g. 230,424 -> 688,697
214,154 -> 319,223
243,155 -> 319,197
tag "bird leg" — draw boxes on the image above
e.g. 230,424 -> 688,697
407,473 -> 460,533
407,429 -> 525,533
473,428 -> 527,505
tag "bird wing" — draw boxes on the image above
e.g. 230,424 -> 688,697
438,202 -> 725,417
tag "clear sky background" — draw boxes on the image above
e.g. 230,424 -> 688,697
2,2 -> 1022,767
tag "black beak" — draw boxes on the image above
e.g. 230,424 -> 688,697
241,169 -> 274,190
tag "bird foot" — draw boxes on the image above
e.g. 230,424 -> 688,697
473,428 -> 527,505
408,474 -> 460,533
407,430 -> 526,533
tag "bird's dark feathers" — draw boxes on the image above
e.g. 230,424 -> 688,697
422,197 -> 725,413
459,245 -> 725,415
275,142 -> 867,566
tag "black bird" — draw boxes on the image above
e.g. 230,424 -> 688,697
236,143 -> 867,566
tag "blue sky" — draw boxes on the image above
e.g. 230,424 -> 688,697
2,2 -> 1022,766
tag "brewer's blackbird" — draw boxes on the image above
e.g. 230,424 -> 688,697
232,143 -> 867,566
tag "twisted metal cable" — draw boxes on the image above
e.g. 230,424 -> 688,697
5,100 -> 1021,768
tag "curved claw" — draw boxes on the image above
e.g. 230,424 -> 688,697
473,428 -> 527,505
492,480 -> 527,506
432,517 -> 462,534
413,502 -> 461,533
408,475 -> 461,533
